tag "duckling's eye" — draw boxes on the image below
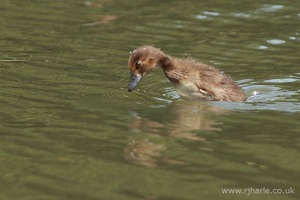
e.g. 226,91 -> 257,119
135,61 -> 142,69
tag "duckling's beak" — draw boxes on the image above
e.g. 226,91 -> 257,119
128,72 -> 142,92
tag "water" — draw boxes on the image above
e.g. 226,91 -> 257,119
0,0 -> 299,199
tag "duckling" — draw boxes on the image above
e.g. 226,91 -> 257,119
127,46 -> 246,102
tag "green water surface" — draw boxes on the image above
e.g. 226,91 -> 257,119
0,0 -> 299,199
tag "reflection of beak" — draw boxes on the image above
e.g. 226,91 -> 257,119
128,72 -> 142,92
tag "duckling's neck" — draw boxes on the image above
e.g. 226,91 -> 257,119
160,55 -> 175,71
158,55 -> 182,85
150,49 -> 175,73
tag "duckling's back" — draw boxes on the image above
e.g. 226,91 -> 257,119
164,58 -> 246,102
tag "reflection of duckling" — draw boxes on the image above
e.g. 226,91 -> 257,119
124,139 -> 187,168
128,46 -> 246,101
124,140 -> 165,168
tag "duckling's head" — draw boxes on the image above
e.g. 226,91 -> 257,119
127,46 -> 166,92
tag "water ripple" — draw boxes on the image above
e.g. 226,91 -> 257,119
266,39 -> 286,45
257,4 -> 284,12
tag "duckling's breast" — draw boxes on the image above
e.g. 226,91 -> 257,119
171,80 -> 213,101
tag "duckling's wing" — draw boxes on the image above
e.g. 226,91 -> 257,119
197,69 -> 245,101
